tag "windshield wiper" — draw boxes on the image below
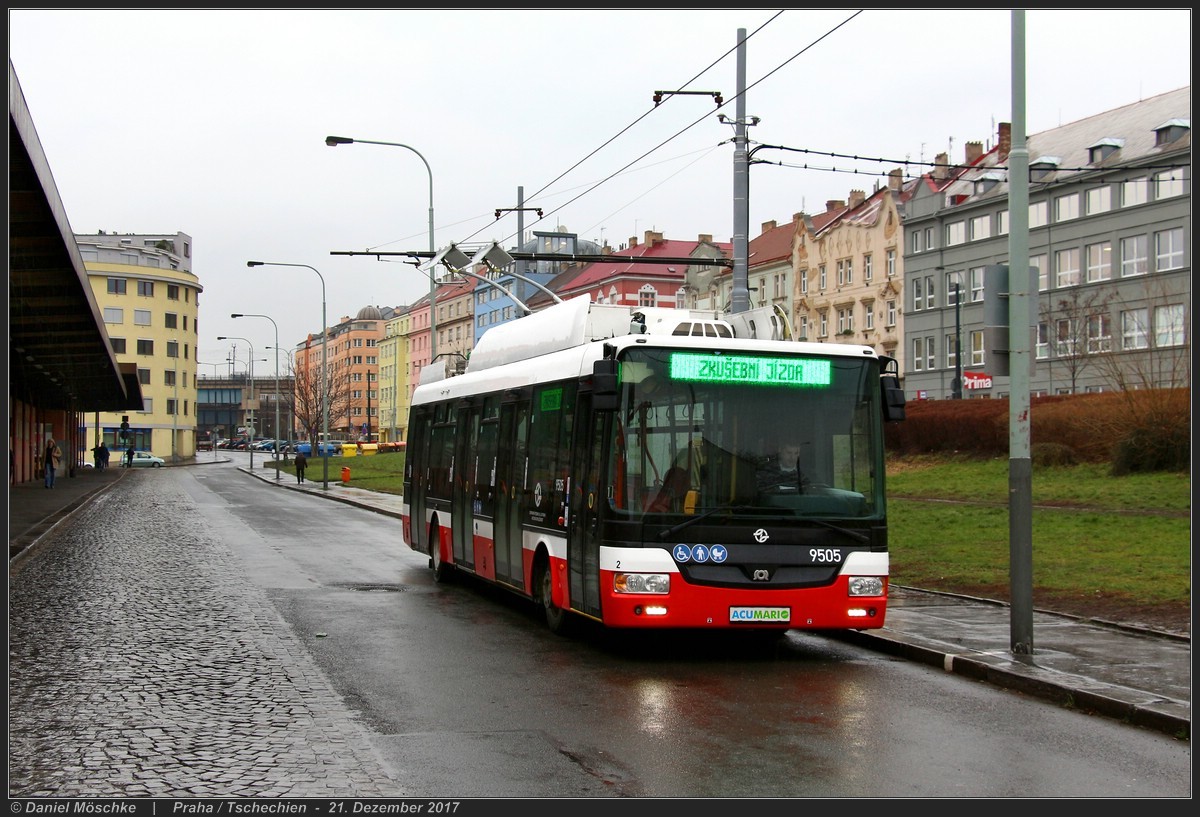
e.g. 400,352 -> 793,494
657,503 -> 750,541
805,518 -> 869,543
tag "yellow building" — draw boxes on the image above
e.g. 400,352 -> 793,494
78,231 -> 201,462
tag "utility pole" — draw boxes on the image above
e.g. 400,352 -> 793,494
730,27 -> 750,315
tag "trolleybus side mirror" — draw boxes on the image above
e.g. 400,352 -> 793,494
879,355 -> 906,423
591,358 -> 619,411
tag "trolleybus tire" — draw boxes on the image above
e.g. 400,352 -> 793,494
429,525 -> 453,583
536,557 -> 573,635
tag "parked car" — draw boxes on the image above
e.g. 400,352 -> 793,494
128,451 -> 165,468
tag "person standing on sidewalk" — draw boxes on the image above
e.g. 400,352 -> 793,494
294,451 -> 308,484
44,436 -> 62,488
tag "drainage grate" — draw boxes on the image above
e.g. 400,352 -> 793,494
346,583 -> 407,593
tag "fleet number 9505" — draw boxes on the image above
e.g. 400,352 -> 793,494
810,548 -> 842,563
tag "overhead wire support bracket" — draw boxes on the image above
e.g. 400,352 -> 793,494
652,89 -> 723,106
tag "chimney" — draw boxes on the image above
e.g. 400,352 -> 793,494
628,236 -> 639,248
697,233 -> 712,244
760,220 -> 777,234
848,189 -> 866,209
965,141 -> 983,165
933,152 -> 950,181
888,168 -> 903,191
645,229 -> 664,246
792,212 -> 804,223
825,200 -> 845,213
997,122 -> 1012,161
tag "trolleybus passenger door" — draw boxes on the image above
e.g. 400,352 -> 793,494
451,404 -> 478,573
566,393 -> 605,620
494,394 -> 529,589
406,408 -> 429,554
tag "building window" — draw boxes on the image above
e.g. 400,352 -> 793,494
1055,318 -> 1076,356
969,267 -> 985,303
1120,235 -> 1148,277
1154,169 -> 1183,199
1031,254 -> 1048,291
1054,247 -> 1080,288
886,249 -> 896,277
818,265 -> 827,290
798,315 -> 809,340
166,340 -> 180,358
945,333 -> 957,369
970,330 -> 985,366
912,337 -> 925,371
167,284 -> 179,300
638,285 -> 657,307
863,254 -> 873,282
844,260 -> 852,285
1121,308 -> 1148,350
1085,186 -> 1111,215
136,339 -> 154,355
924,227 -> 935,250
1085,242 -> 1112,282
110,337 -> 126,354
138,368 -> 151,385
924,336 -> 935,371
1028,201 -> 1048,228
912,277 -> 924,311
107,278 -> 127,295
969,214 -> 991,240
1036,323 -> 1049,360
1054,192 -> 1080,222
886,300 -> 897,327
167,399 -> 178,415
924,275 -> 936,309
134,309 -> 152,326
819,311 -> 828,338
864,301 -> 874,330
997,209 -> 1009,235
910,229 -> 922,253
800,268 -> 808,294
945,221 -> 965,246
142,398 -> 153,413
1154,304 -> 1184,347
137,280 -> 154,297
837,307 -> 853,334
1155,227 -> 1184,271
165,370 -> 177,387
1086,314 -> 1112,354
165,312 -> 178,329
1122,177 -> 1149,207
104,307 -> 123,324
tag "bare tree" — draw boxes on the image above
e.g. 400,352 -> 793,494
1037,284 -> 1117,393
292,358 -> 351,445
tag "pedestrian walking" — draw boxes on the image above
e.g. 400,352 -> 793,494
294,451 -> 308,484
125,445 -> 135,469
99,441 -> 110,470
44,436 -> 62,488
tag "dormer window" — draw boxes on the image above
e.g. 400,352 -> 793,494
1030,156 -> 1061,182
974,170 -> 1005,195
1153,118 -> 1190,146
1087,138 -> 1124,164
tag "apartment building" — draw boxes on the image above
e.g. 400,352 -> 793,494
901,87 -> 1190,400
78,231 -> 201,461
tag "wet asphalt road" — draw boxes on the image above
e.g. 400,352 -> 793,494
8,471 -> 405,799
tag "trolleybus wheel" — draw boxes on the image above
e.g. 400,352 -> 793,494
429,526 -> 453,584
536,558 -> 572,636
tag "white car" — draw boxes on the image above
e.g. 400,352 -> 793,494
128,451 -> 165,468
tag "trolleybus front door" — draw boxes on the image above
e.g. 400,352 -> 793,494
566,393 -> 605,620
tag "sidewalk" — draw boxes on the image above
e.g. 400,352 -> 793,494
9,458 -> 1190,740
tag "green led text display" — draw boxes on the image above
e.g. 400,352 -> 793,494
668,353 -> 832,388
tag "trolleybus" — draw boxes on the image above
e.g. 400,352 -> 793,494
402,295 -> 905,634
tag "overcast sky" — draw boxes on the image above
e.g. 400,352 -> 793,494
8,8 -> 1192,374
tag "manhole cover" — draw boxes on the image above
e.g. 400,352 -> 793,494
344,583 -> 406,593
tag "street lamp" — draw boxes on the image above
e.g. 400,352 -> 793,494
325,135 -> 437,368
952,280 -> 963,400
218,335 -> 257,471
247,261 -> 330,490
233,313 -> 281,481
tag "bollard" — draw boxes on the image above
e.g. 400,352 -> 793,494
341,466 -> 350,484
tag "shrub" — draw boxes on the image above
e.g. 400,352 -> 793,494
1030,442 -> 1078,467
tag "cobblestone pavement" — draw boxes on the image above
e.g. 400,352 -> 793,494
7,472 -> 407,798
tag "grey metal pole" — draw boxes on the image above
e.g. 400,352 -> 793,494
730,28 -> 750,315
234,313 -> 281,480
1008,9 -> 1034,656
246,262 -> 329,489
953,282 -> 963,399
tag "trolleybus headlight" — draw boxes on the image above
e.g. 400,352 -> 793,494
847,576 -> 884,597
614,572 -> 670,594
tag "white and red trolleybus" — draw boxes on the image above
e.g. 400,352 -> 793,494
402,295 -> 906,634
